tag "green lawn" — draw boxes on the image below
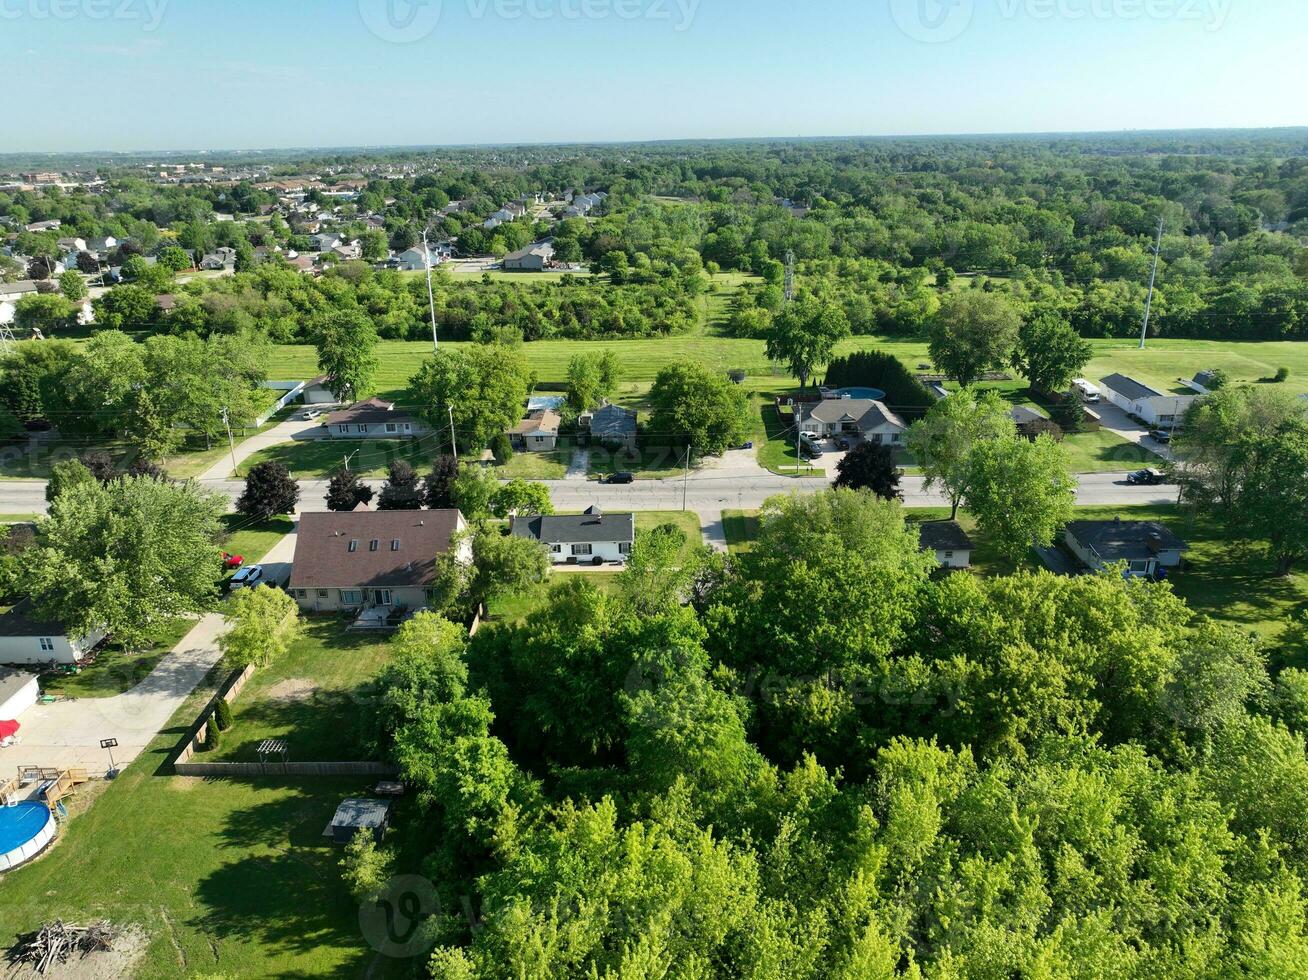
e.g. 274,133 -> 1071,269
0,684 -> 400,978
487,573 -> 625,624
756,402 -> 819,477
495,447 -> 570,479
242,436 -> 440,478
0,513 -> 38,522
722,510 -> 760,554
38,617 -> 195,699
217,514 -> 295,566
206,619 -> 395,763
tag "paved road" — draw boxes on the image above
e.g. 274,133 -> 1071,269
0,470 -> 1180,516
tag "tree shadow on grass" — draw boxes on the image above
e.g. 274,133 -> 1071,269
216,689 -> 376,763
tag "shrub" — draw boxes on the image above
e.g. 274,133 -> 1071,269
491,432 -> 514,465
203,722 -> 221,751
1049,396 -> 1085,434
822,351 -> 934,414
1274,366 -> 1290,383
214,697 -> 234,732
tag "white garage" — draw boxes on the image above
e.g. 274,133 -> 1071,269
0,668 -> 39,722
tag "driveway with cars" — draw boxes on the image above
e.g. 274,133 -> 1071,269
1089,400 -> 1174,462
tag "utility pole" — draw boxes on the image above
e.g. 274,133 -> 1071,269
681,445 -> 691,511
221,407 -> 239,478
422,224 -> 439,354
342,449 -> 360,472
783,249 -> 795,305
1139,216 -> 1164,350
448,405 -> 458,462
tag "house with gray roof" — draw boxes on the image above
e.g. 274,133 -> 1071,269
325,398 -> 427,438
503,241 -> 555,271
0,600 -> 106,666
796,397 -> 907,446
1099,374 -> 1196,428
1063,518 -> 1187,579
511,506 -> 635,565
583,404 -> 638,451
917,521 -> 974,569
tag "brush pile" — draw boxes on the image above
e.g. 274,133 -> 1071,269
7,920 -> 119,974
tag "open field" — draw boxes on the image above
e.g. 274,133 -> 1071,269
207,619 -> 394,762
0,685 -> 405,978
242,434 -> 445,479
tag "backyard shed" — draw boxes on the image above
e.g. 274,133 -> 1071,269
324,797 -> 391,844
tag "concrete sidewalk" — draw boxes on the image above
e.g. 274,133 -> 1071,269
2,614 -> 230,776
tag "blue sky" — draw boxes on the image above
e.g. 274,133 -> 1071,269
5,0 -> 1305,151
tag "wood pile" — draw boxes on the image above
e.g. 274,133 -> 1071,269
6,920 -> 119,974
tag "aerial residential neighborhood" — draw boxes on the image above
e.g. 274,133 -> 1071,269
0,3 -> 1307,978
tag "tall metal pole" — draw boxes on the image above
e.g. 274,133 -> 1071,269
222,407 -> 239,477
422,226 -> 439,354
681,445 -> 690,511
1139,216 -> 1164,350
448,405 -> 458,462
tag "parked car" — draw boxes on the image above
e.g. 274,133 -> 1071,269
835,436 -> 852,450
229,564 -> 264,589
801,440 -> 825,459
605,472 -> 635,485
1128,468 -> 1166,486
220,551 -> 244,569
1149,429 -> 1173,444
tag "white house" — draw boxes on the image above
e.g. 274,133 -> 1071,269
796,397 -> 908,445
325,398 -> 427,438
917,521 -> 974,570
1064,518 -> 1188,579
512,507 -> 635,565
394,244 -> 443,271
0,668 -> 39,722
0,602 -> 106,666
1099,374 -> 1197,428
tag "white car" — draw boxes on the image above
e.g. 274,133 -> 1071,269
229,564 -> 264,589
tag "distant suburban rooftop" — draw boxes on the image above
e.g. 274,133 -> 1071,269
1066,519 -> 1187,562
511,509 -> 635,545
1100,373 -> 1163,401
509,408 -> 561,436
289,510 -> 464,590
1009,405 -> 1047,426
917,521 -> 974,553
589,403 -> 637,438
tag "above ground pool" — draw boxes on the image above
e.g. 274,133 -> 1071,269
833,386 -> 886,401
0,801 -> 56,872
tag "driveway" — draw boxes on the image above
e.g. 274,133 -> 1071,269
1092,401 -> 1174,462
2,614 -> 229,776
196,415 -> 329,480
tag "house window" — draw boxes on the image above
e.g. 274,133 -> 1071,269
376,589 -> 392,606
619,542 -> 633,555
391,539 -> 401,551
572,544 -> 593,556
39,637 -> 55,652
369,539 -> 380,552
890,433 -> 901,443
317,589 -> 329,598
385,423 -> 397,434
337,425 -> 348,435
550,543 -> 562,553
342,590 -> 362,605
872,434 -> 883,444
943,552 -> 954,559
402,423 -> 412,434
357,424 -> 368,434
348,540 -> 358,553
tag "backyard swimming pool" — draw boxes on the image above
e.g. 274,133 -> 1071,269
0,800 -> 56,871
832,387 -> 887,401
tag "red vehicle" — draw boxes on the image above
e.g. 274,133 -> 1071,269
221,551 -> 245,570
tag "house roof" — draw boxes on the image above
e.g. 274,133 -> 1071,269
1100,374 -> 1163,401
289,510 -> 464,590
1065,519 -> 1188,562
511,511 -> 635,545
508,409 -> 561,437
0,281 -> 39,297
0,599 -> 71,639
504,242 -> 554,263
590,404 -> 637,439
917,521 -> 974,553
527,395 -> 566,412
0,667 -> 37,706
326,398 -> 418,427
1009,405 -> 1047,426
803,398 -> 906,430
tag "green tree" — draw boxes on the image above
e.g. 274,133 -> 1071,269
339,832 -> 394,902
965,434 -> 1076,560
616,523 -> 703,617
313,309 -> 379,401
377,461 -> 424,510
647,362 -> 750,455
45,459 -> 97,505
929,290 -> 1021,387
765,295 -> 850,390
236,461 -> 300,519
58,270 -> 87,302
1232,422 -> 1308,575
1012,310 -> 1092,394
489,479 -> 552,518
407,344 -> 531,453
451,464 -> 498,520
28,476 -> 227,647
325,467 -> 374,511
220,584 -> 302,670
906,387 -> 1015,519
832,441 -> 902,499
14,293 -> 76,335
424,455 -> 460,509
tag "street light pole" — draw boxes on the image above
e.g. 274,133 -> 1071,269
222,406 -> 239,478
448,405 -> 458,462
422,224 -> 439,354
682,445 -> 691,511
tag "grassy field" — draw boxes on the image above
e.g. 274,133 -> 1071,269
241,434 -> 443,478
217,514 -> 295,566
497,446 -> 571,479
206,619 -> 394,763
0,683 -> 406,978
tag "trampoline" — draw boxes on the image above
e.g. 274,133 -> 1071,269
0,801 -> 56,872
833,387 -> 887,401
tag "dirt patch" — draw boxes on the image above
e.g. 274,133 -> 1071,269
265,679 -> 317,703
166,776 -> 205,792
4,927 -> 147,980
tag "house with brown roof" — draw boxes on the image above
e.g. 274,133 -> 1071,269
507,409 -> 561,451
288,510 -> 471,614
325,398 -> 427,439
